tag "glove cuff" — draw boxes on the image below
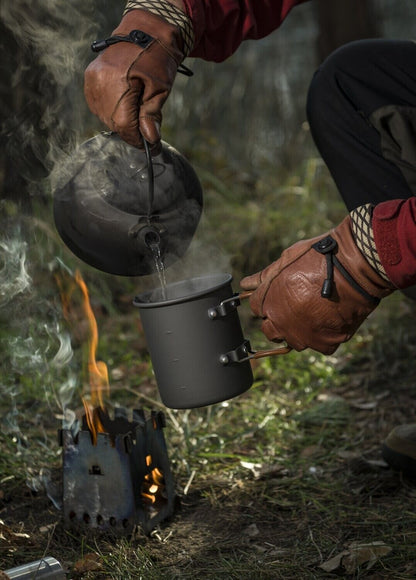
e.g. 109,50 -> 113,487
350,203 -> 390,283
123,0 -> 194,56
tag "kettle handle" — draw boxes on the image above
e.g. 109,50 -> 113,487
238,290 -> 293,359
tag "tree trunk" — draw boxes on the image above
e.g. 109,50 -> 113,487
315,0 -> 380,62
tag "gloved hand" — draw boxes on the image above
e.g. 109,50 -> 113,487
84,5 -> 192,150
240,216 -> 395,355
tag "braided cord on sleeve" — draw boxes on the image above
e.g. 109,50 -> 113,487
124,0 -> 194,56
350,203 -> 390,282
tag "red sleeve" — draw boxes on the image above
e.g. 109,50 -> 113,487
372,198 -> 416,289
182,0 -> 308,62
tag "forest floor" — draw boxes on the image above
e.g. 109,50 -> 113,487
1,287 -> 416,579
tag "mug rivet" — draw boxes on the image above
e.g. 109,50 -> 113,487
208,309 -> 217,319
219,354 -> 229,365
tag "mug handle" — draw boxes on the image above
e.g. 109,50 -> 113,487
239,291 -> 293,359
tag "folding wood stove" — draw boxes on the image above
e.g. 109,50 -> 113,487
59,408 -> 176,535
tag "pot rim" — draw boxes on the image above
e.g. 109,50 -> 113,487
133,272 -> 233,308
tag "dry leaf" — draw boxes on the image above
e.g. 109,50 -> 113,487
320,541 -> 392,574
240,461 -> 263,478
39,523 -> 57,534
350,400 -> 378,410
319,550 -> 350,572
337,450 -> 360,460
243,523 -> 260,537
343,541 -> 392,573
73,553 -> 103,574
300,445 -> 322,458
257,463 -> 289,480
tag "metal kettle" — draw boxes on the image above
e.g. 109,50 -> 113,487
53,132 -> 203,276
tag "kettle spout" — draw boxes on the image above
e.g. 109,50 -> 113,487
128,220 -> 167,250
142,225 -> 163,248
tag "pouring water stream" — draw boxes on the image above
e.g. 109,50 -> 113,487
149,241 -> 167,301
142,136 -> 167,301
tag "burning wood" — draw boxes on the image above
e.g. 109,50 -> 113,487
142,454 -> 166,507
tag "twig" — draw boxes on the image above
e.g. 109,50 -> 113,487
183,469 -> 196,495
309,527 -> 323,563
164,408 -> 184,435
123,387 -> 184,434
41,522 -> 57,560
124,386 -> 165,409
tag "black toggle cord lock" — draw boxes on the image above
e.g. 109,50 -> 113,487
312,236 -> 338,298
312,235 -> 380,305
91,29 -> 194,77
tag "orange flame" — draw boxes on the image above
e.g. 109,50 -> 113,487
56,269 -> 109,444
74,271 -> 110,408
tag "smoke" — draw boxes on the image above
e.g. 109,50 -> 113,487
0,0 -> 234,427
0,231 -> 79,470
1,2 -> 91,79
0,236 -> 31,306
0,0 -> 114,406
0,0 -> 109,189
0,2 -> 127,507
50,325 -> 74,368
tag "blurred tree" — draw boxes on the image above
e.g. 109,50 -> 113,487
314,0 -> 380,62
0,1 -> 123,213
0,18 -> 55,211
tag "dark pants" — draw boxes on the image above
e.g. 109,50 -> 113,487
306,39 -> 416,212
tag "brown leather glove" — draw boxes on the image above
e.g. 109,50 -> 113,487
84,7 -> 190,149
240,217 -> 395,355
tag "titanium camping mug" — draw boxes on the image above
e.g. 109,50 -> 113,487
133,273 -> 291,409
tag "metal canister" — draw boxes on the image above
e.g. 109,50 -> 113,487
4,557 -> 66,579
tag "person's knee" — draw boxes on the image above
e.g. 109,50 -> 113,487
306,66 -> 331,136
306,40 -> 371,133
307,39 -> 396,127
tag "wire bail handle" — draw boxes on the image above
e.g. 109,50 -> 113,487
141,134 -> 154,217
127,133 -> 161,243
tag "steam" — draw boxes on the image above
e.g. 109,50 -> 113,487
164,228 -> 233,285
